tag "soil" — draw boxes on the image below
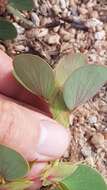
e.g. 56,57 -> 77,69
0,0 -> 107,188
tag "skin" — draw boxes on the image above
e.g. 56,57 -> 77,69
0,50 -> 70,189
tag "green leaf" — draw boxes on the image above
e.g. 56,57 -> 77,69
54,53 -> 86,86
8,0 -> 34,11
0,144 -> 29,181
63,64 -> 107,110
60,165 -> 107,190
44,162 -> 78,182
0,19 -> 17,40
0,179 -> 32,190
50,91 -> 69,128
13,54 -> 55,99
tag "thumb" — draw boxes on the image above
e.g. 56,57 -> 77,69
0,94 -> 70,161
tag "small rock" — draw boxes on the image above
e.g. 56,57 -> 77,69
31,12 -> 40,27
104,24 -> 107,32
25,46 -> 29,52
60,0 -> 66,9
90,11 -> 99,19
89,53 -> 97,62
91,133 -> 105,148
15,45 -> 25,51
95,30 -> 106,40
100,105 -> 107,113
61,42 -> 74,53
66,0 -> 70,7
61,8 -> 68,17
81,146 -> 92,157
86,2 -> 95,9
79,7 -> 88,15
38,28 -> 49,38
69,114 -> 74,125
70,6 -> 78,16
86,156 -> 95,167
69,0 -> 77,7
40,17 -> 52,26
79,138 -> 86,147
53,26 -> 60,33
40,4 -> 50,16
63,150 -> 69,158
26,28 -> 48,38
33,0 -> 39,8
63,32 -> 72,41
88,115 -> 97,125
53,4 -> 61,14
86,18 -> 103,29
45,34 -> 60,44
96,25 -> 103,32
103,132 -> 107,140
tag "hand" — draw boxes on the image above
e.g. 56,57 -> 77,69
0,50 -> 70,189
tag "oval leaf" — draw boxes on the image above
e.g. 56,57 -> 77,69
60,165 -> 107,190
8,0 -> 34,11
63,64 -> 107,110
0,145 -> 29,181
54,53 -> 86,86
0,19 -> 17,40
13,54 -> 55,99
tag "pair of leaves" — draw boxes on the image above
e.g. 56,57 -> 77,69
0,19 -> 17,40
12,54 -> 68,127
13,53 -> 86,101
0,144 -> 29,181
55,54 -> 107,110
13,53 -> 107,125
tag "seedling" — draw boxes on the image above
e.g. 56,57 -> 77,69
0,0 -> 34,40
13,53 -> 107,127
0,53 -> 107,190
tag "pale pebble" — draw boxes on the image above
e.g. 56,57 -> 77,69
81,146 -> 92,157
45,34 -> 60,44
91,133 -> 105,148
86,18 -> 103,29
31,12 -> 40,26
88,115 -> 98,125
15,45 -> 25,51
95,30 -> 106,40
59,0 -> 66,9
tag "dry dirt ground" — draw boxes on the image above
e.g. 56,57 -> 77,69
0,0 -> 107,185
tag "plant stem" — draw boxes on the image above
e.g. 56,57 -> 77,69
7,5 -> 34,28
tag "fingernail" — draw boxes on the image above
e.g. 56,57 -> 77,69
36,119 -> 70,158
